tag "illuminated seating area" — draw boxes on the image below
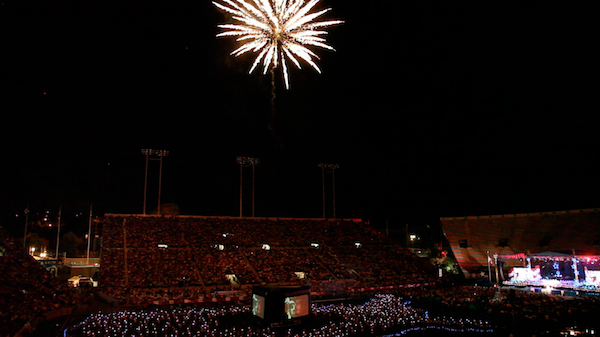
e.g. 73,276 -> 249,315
98,216 -> 437,304
0,232 -> 84,337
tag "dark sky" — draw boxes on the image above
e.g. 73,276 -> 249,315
2,1 -> 599,229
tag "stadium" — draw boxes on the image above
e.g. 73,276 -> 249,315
3,1 -> 599,336
3,209 -> 600,337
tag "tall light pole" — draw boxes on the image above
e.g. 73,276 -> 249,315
141,149 -> 169,215
252,159 -> 257,217
318,163 -> 339,219
141,149 -> 151,215
487,251 -> 492,284
86,204 -> 92,265
236,156 -> 259,217
493,253 -> 499,284
319,164 -> 326,218
55,205 -> 62,259
155,150 -> 169,216
23,206 -> 29,250
332,164 -> 338,219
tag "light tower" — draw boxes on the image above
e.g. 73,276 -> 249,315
55,205 -> 62,259
22,206 -> 29,249
237,156 -> 260,217
318,163 -> 339,219
141,149 -> 169,215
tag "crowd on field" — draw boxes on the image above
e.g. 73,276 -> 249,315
400,284 -> 600,334
66,293 -> 493,337
75,286 -> 600,336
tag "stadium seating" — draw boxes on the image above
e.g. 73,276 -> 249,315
98,216 -> 437,303
0,232 -> 84,337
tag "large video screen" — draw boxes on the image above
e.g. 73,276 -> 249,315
283,294 -> 309,319
587,270 -> 600,285
252,294 -> 265,319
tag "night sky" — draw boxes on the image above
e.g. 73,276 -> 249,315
2,1 -> 599,231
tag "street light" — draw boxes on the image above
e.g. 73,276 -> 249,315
141,149 -> 169,215
236,156 -> 259,217
318,163 -> 339,219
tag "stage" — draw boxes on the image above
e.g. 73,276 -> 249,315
503,277 -> 600,297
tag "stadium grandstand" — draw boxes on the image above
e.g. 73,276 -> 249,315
0,230 -> 88,337
6,213 -> 600,336
99,215 -> 438,305
441,208 -> 600,278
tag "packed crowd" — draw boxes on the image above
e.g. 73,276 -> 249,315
66,293 -> 493,337
325,246 -> 434,287
101,217 -> 395,249
398,285 -> 600,333
0,232 -> 85,337
245,247 -> 331,284
6,208 -> 600,337
99,216 -> 437,303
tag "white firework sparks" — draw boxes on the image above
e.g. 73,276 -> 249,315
213,0 -> 342,89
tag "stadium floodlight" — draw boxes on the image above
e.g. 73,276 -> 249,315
86,204 -> 93,265
55,205 -> 62,259
22,206 -> 29,249
155,150 -> 169,216
318,163 -> 339,219
141,149 -> 151,215
141,149 -> 169,215
236,156 -> 260,217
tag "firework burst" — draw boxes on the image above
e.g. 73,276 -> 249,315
213,0 -> 342,89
